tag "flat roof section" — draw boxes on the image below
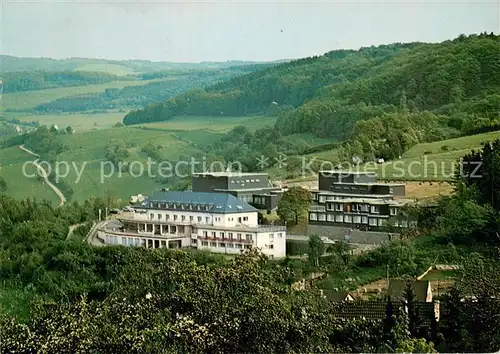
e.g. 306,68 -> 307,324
325,198 -> 414,206
324,182 -> 406,187
319,171 -> 377,175
214,187 -> 282,193
193,172 -> 269,177
313,190 -> 395,198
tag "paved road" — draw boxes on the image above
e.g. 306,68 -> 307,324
86,220 -> 119,246
66,222 -> 87,240
19,145 -> 66,207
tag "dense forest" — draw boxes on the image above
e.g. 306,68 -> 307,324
123,33 -> 499,161
0,142 -> 499,352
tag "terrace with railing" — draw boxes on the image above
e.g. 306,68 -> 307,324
197,224 -> 286,233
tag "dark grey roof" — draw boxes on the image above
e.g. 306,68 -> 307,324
388,279 -> 430,302
332,300 -> 437,326
324,290 -> 353,302
137,191 -> 258,214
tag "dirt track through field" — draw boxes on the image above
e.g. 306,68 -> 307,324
19,145 -> 66,207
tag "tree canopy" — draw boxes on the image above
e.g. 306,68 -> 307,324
277,186 -> 312,224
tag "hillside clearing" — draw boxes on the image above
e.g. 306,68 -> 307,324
2,78 -> 169,111
0,127 -> 206,203
52,128 -> 203,202
16,112 -> 127,132
75,63 -> 136,76
283,133 -> 335,148
0,147 -> 60,204
282,130 -> 500,182
139,115 -> 277,133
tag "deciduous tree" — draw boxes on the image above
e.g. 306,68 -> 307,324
277,186 -> 312,224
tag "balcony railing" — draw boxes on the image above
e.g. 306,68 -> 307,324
103,229 -> 187,239
309,205 -> 326,212
253,225 -> 286,232
198,236 -> 252,243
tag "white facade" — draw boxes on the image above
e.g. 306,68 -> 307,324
100,206 -> 286,259
133,208 -> 258,228
195,226 -> 286,258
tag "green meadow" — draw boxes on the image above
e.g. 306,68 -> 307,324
139,115 -> 277,133
283,133 -> 334,148
16,112 -> 127,132
371,130 -> 500,181
1,78 -> 168,111
172,130 -> 225,146
0,126 -> 208,204
51,127 -> 203,202
4,110 -> 500,205
0,146 -> 60,204
272,130 -> 500,182
1,115 -> 277,204
75,63 -> 136,76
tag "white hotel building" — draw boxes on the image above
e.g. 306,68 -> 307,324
99,191 -> 286,259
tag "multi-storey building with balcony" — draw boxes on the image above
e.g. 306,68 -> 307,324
99,191 -> 286,259
309,197 -> 414,231
307,171 -> 415,241
191,172 -> 283,210
315,171 -> 406,198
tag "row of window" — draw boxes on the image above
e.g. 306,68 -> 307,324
201,241 -> 251,249
231,179 -> 260,184
239,195 -> 253,203
310,213 -> 387,226
321,185 -> 395,194
105,236 -> 170,248
148,202 -> 210,211
330,185 -> 369,191
326,203 -> 375,213
200,231 -> 282,241
200,241 -> 273,250
149,213 -> 249,223
202,231 -> 254,241
309,213 -> 410,228
253,197 -> 268,205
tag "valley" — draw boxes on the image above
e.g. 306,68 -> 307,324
0,10 -> 499,350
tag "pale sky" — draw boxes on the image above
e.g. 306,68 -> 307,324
1,0 -> 499,62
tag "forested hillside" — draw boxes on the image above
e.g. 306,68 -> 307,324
123,43 -> 417,125
123,33 -> 499,161
12,67 -> 261,113
0,55 -> 280,73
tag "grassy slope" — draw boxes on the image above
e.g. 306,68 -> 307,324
370,130 -> 500,181
54,127 -> 202,202
75,63 -> 136,76
17,112 -> 127,132
140,115 -> 277,133
7,119 -> 496,204
1,78 -> 168,111
282,130 -> 500,182
0,126 -> 205,203
0,115 -> 279,203
284,133 -> 335,148
0,146 -> 60,204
